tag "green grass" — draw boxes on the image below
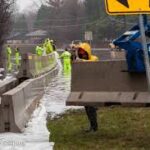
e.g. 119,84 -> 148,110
47,107 -> 150,150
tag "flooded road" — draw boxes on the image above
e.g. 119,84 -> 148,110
44,68 -> 81,118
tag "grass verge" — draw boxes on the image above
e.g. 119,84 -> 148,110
47,107 -> 150,150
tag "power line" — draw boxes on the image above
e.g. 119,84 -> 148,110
108,16 -> 135,25
12,19 -> 100,31
49,20 -> 99,28
13,16 -> 92,23
36,16 -> 91,21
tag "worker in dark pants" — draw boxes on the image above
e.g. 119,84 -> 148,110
85,106 -> 98,132
71,42 -> 99,132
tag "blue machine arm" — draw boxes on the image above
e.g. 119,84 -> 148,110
113,15 -> 150,72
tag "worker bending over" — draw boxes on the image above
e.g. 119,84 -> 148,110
43,39 -> 53,54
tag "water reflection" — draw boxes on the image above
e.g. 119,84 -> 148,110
43,67 -> 82,118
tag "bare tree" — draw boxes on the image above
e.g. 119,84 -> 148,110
0,0 -> 14,67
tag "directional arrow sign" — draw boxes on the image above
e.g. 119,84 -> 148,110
105,0 -> 150,15
117,0 -> 129,8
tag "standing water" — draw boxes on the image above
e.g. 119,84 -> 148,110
0,57 -> 82,150
44,67 -> 81,118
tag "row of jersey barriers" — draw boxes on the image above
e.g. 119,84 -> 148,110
0,52 -> 59,132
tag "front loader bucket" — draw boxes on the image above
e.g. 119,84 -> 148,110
66,60 -> 150,107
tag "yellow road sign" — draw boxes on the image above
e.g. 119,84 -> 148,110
105,0 -> 150,15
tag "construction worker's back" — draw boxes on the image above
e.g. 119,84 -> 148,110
60,49 -> 71,71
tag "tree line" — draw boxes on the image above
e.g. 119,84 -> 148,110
32,0 -> 139,45
8,0 -> 142,47
12,0 -> 134,46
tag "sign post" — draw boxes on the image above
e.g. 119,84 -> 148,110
84,31 -> 93,46
139,15 -> 150,91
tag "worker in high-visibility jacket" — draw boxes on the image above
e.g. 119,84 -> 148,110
36,46 -> 43,56
60,48 -> 71,71
15,47 -> 20,69
6,45 -> 12,62
35,46 -> 43,74
43,39 -> 53,54
6,45 -> 12,72
76,42 -> 99,132
43,40 -> 47,53
46,39 -> 53,54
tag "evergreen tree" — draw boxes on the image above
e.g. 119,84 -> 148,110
34,5 -> 50,29
13,15 -> 28,32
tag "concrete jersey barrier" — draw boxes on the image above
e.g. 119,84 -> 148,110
66,60 -> 150,106
0,66 -> 58,132
0,78 -> 18,95
0,51 -> 59,132
0,78 -> 18,132
18,52 -> 57,79
71,60 -> 147,92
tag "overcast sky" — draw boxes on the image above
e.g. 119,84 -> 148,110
17,0 -> 85,12
17,0 -> 41,12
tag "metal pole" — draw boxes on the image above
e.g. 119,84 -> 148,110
123,15 -> 127,30
139,14 -> 150,91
